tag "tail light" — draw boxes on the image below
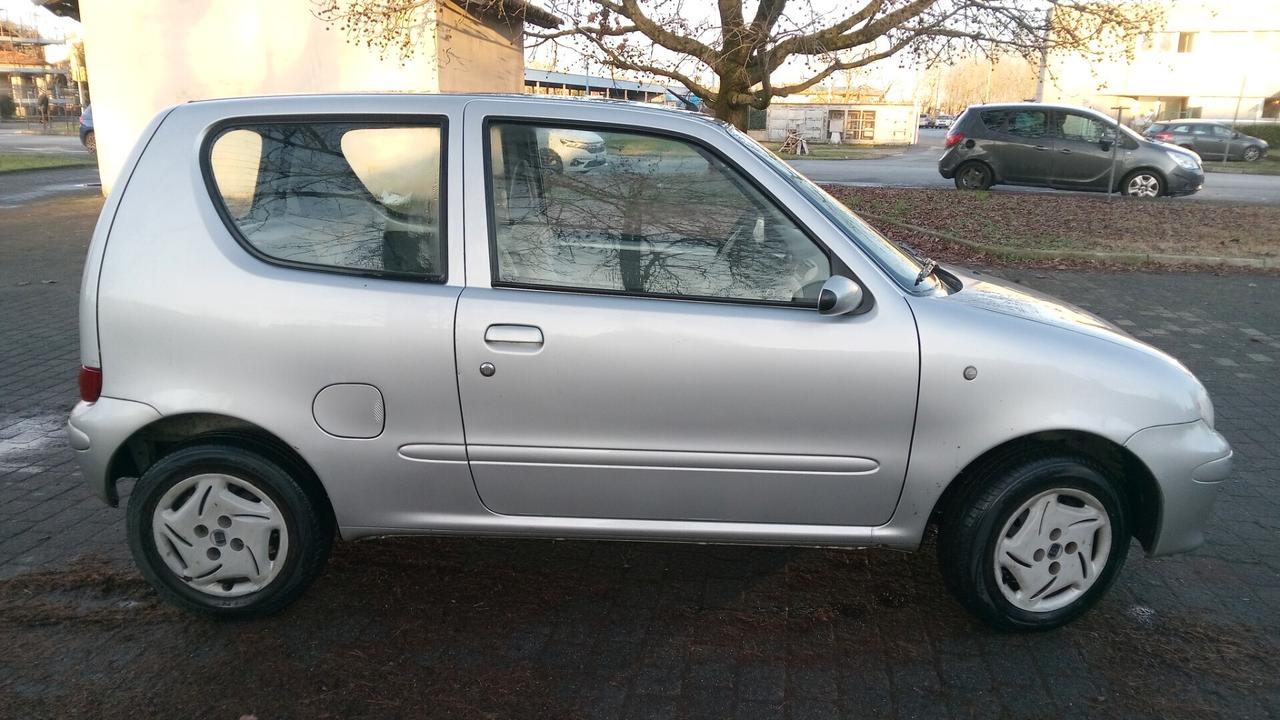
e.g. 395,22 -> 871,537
1154,132 -> 1173,142
79,366 -> 102,403
944,132 -> 965,149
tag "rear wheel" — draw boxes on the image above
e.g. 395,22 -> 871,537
1242,145 -> 1262,162
1121,170 -> 1164,198
127,443 -> 331,617
954,161 -> 993,191
938,454 -> 1129,631
83,130 -> 96,157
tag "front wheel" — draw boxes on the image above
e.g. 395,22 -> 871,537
1242,146 -> 1262,162
938,454 -> 1129,631
1121,170 -> 1164,198
127,443 -> 331,617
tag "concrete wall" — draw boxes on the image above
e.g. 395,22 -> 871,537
80,0 -> 525,192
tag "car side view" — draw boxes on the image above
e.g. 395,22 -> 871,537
1144,120 -> 1270,163
939,102 -> 1205,198
68,94 -> 1230,631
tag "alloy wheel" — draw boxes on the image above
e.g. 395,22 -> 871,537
993,488 -> 1113,613
1126,174 -> 1161,198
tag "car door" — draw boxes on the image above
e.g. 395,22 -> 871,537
1189,124 -> 1223,159
1209,124 -> 1236,160
454,99 -> 920,527
1049,110 -> 1120,190
992,108 -> 1053,185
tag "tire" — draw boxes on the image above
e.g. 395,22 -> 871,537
541,148 -> 564,174
1120,169 -> 1164,199
938,453 -> 1129,631
1242,145 -> 1262,162
127,443 -> 332,618
83,130 -> 96,157
953,161 -> 993,191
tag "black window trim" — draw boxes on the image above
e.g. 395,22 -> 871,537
199,113 -> 450,284
480,116 -> 864,312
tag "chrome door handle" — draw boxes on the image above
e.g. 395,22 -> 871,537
1033,145 -> 1049,151
485,324 -> 544,345
1058,148 -> 1073,154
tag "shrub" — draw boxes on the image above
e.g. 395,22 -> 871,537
1234,124 -> 1280,147
0,94 -> 15,119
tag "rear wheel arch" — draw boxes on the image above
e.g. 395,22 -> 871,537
107,413 -> 335,533
930,430 -> 1161,552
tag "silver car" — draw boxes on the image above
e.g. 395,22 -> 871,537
67,94 -> 1230,630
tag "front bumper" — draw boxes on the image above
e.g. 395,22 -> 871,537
1125,419 -> 1231,556
67,397 -> 161,506
1166,167 -> 1204,196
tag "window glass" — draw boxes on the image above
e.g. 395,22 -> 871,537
1190,124 -> 1212,135
980,110 -> 1008,132
1211,125 -> 1233,138
1005,110 -> 1047,138
1172,124 -> 1191,133
488,123 -> 830,304
1056,112 -> 1109,143
208,122 -> 444,279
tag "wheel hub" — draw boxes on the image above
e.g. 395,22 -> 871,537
152,473 -> 289,598
993,488 -> 1112,613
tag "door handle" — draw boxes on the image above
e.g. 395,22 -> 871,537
1058,148 -> 1073,154
485,324 -> 544,346
1033,145 -> 1049,151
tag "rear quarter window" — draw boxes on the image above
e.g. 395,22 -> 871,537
980,111 -> 1008,132
206,120 -> 446,281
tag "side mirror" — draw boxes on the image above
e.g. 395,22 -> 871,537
1233,131 -> 1242,139
817,275 -> 869,316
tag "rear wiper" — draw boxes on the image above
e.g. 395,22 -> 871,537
914,258 -> 939,286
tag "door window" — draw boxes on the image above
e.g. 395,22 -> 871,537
207,121 -> 445,280
1056,113 -> 1109,143
1004,110 -> 1048,138
980,110 -> 1009,132
1211,125 -> 1234,138
486,123 -> 831,305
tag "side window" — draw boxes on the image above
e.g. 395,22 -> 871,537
207,121 -> 445,280
486,122 -> 831,305
1211,125 -> 1233,138
1057,113 -> 1108,143
1190,125 -> 1212,136
1172,124 -> 1192,133
980,110 -> 1008,132
1005,111 -> 1047,138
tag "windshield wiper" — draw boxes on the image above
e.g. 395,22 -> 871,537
914,258 -> 939,286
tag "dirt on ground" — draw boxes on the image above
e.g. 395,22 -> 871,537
828,186 -> 1280,266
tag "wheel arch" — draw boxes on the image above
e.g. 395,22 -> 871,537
106,413 -> 336,531
957,158 -> 999,185
930,429 -> 1161,552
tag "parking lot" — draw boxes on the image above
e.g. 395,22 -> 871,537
2,192 -> 1279,719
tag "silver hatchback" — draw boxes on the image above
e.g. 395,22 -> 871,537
68,94 -> 1230,630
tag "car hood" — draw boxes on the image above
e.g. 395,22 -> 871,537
942,267 -> 1147,349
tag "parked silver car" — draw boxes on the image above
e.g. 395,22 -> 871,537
68,94 -> 1230,630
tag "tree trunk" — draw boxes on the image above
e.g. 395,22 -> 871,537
712,102 -> 752,130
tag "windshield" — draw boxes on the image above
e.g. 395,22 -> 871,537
725,125 -> 937,292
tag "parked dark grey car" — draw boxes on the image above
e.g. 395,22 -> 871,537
938,103 -> 1204,198
1145,120 -> 1269,162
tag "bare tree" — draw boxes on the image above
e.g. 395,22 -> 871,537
315,1 -> 1161,129
939,53 -> 1038,113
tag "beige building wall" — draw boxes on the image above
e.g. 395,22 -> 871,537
80,0 -> 528,192
1044,1 -> 1280,123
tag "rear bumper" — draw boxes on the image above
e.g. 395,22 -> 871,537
67,397 -> 161,506
1125,420 -> 1231,556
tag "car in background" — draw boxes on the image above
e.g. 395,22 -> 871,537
939,102 -> 1204,198
918,113 -> 931,128
1145,120 -> 1269,162
79,105 -> 94,157
933,114 -> 955,129
537,127 -> 607,173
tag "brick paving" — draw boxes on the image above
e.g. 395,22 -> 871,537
1,194 -> 1278,719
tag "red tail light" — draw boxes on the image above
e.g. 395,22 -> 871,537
944,132 -> 965,149
1154,132 -> 1173,142
79,366 -> 102,403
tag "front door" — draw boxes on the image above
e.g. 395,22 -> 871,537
1050,110 -> 1120,190
454,110 -> 920,527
